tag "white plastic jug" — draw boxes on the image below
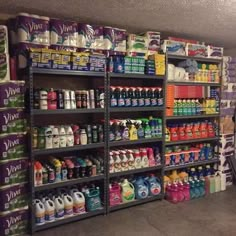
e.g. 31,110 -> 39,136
220,172 -> 226,191
120,150 -> 129,171
62,193 -> 74,216
54,195 -> 65,218
66,126 -> 74,147
34,199 -> 45,225
215,172 -> 221,193
52,127 -> 60,148
43,197 -> 55,222
45,126 -> 53,149
70,189 -> 86,214
113,151 -> 122,172
59,126 -> 67,147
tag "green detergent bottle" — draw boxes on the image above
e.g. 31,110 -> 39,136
141,118 -> 152,138
120,179 -> 135,203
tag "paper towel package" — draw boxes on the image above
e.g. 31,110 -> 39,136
78,24 -> 104,50
16,13 -> 50,45
114,28 -> 126,53
0,54 -> 10,82
186,43 -> 207,57
50,18 -> 77,47
161,40 -> 186,55
140,31 -> 160,51
0,26 -> 9,54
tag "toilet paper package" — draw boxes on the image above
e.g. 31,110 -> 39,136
0,184 -> 28,212
0,82 -> 25,108
161,40 -> 186,55
0,159 -> 28,186
0,209 -> 28,236
0,134 -> 26,160
78,24 -> 104,50
50,19 -> 78,47
0,26 -> 9,54
0,108 -> 26,134
207,45 -> 223,58
0,53 -> 10,82
167,64 -> 175,81
16,13 -> 50,45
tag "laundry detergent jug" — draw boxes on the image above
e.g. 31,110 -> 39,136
34,199 -> 45,225
146,174 -> 161,196
84,187 -> 102,211
109,183 -> 122,206
133,177 -> 149,200
61,193 -> 73,216
70,188 -> 86,214
120,179 -> 135,203
43,197 -> 55,222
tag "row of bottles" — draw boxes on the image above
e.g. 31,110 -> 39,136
110,86 -> 163,107
165,143 -> 214,166
34,88 -> 104,110
33,123 -> 104,149
109,147 -> 161,173
109,175 -> 162,206
34,185 -> 102,225
34,154 -> 104,186
172,97 -> 219,116
110,117 -> 162,142
166,120 -> 216,142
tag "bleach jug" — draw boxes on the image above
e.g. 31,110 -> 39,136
54,195 -> 65,218
146,174 -> 161,196
43,197 -> 55,221
120,179 -> 135,203
109,183 -> 122,206
133,177 -> 149,199
214,172 -> 221,192
70,188 -> 86,214
84,187 -> 102,211
34,199 -> 45,225
220,172 -> 226,191
62,193 -> 73,216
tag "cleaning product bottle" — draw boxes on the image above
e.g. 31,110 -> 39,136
50,158 -> 62,182
220,171 -> 226,191
66,126 -> 74,147
169,170 -> 180,184
84,186 -> 102,211
34,199 -> 45,225
109,151 -> 115,173
112,150 -> 121,172
53,195 -> 65,218
142,119 -> 151,139
183,181 -> 190,201
177,181 -> 185,202
59,126 -> 67,148
120,150 -> 129,171
120,179 -> 135,202
61,193 -> 73,216
43,197 -> 55,221
214,171 -> 221,192
35,161 -> 43,186
70,188 -> 86,214
80,129 -> 88,145
133,149 -> 142,169
170,184 -> 179,204
164,175 -> 171,193
146,174 -> 161,196
165,127 -> 170,141
61,161 -> 68,181
127,149 -> 135,170
194,180 -> 201,198
147,148 -> 156,167
129,124 -> 138,140
133,177 -> 149,199
52,126 -> 59,148
153,147 -> 161,165
45,126 -> 53,149
199,178 -> 206,197
178,171 -> 188,182
189,180 -> 196,200
209,175 -> 216,193
109,183 -> 122,206
140,148 -> 149,168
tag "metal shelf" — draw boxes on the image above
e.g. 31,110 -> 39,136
167,54 -> 222,63
167,81 -> 221,86
33,142 -> 104,156
110,107 -> 164,113
34,209 -> 104,232
109,137 -> 163,147
164,159 -> 219,171
109,72 -> 165,80
35,175 -> 104,192
31,68 -> 105,77
166,114 -> 220,120
165,137 -> 219,146
109,165 -> 163,178
32,108 -> 104,115
109,195 -> 163,212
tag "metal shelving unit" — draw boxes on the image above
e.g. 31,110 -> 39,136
167,81 -> 221,86
32,108 -> 104,115
166,114 -> 220,120
110,107 -> 164,112
167,54 -> 222,63
165,137 -> 219,146
109,72 -> 165,80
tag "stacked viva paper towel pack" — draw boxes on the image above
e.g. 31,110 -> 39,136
0,25 -> 10,82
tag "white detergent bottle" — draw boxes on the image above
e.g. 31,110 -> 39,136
52,126 -> 60,148
127,149 -> 135,170
66,126 -> 74,147
215,171 -> 221,192
45,126 -> 53,149
120,150 -> 129,171
109,151 -> 115,173
59,126 -> 67,147
140,148 -> 149,168
34,199 -> 45,225
134,149 -> 142,169
54,195 -> 65,219
114,150 -> 122,172
70,188 -> 86,214
43,197 -> 55,222
62,193 -> 73,217
70,91 -> 76,109
220,172 -> 226,191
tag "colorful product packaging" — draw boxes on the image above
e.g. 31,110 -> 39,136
161,40 -> 186,55
207,46 -> 223,58
186,43 -> 207,57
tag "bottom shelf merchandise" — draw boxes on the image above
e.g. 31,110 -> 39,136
164,165 -> 226,204
109,174 -> 162,208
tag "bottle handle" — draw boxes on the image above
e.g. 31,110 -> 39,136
129,182 -> 135,190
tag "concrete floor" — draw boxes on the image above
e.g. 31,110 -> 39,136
35,187 -> 236,236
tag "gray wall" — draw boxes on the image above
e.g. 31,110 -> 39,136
224,48 -> 236,56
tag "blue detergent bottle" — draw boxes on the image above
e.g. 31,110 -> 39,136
194,180 -> 201,199
199,178 -> 206,197
190,180 -> 196,199
84,186 -> 102,211
133,177 -> 149,199
146,174 -> 162,196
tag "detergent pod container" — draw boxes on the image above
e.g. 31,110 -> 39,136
43,197 -> 55,222
70,188 -> 86,214
132,176 -> 149,200
53,195 -> 65,219
109,183 -> 122,206
120,179 -> 135,203
84,186 -> 102,211
34,199 -> 45,225
146,174 -> 161,196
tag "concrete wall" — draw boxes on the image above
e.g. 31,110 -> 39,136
224,48 -> 236,56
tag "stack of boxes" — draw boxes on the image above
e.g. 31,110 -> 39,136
0,25 -> 29,236
124,57 -> 145,74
